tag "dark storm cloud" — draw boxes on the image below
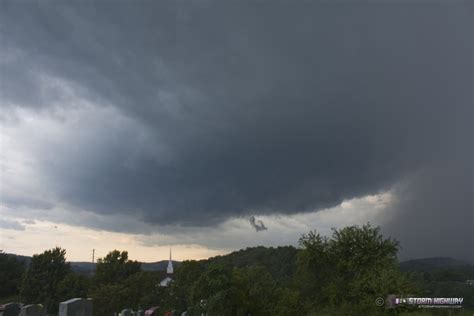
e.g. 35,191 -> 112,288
384,154 -> 473,262
0,2 -> 472,257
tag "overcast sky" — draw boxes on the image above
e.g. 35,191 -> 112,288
0,1 -> 472,262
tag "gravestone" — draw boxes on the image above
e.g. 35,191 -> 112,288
136,310 -> 145,316
120,309 -> 132,316
2,303 -> 22,316
58,298 -> 92,316
19,304 -> 46,316
144,307 -> 159,316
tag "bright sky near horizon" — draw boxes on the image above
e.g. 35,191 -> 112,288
1,194 -> 390,262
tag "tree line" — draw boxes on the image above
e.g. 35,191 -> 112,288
1,223 -> 472,315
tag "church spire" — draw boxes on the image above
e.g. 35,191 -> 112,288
166,248 -> 173,274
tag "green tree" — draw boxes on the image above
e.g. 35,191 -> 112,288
206,246 -> 298,284
94,250 -> 141,285
190,263 -> 241,315
273,287 -> 301,316
20,247 -> 71,313
185,263 -> 281,316
89,283 -> 129,316
297,223 -> 418,315
90,271 -> 162,316
234,266 -> 278,315
90,250 -> 145,315
122,271 -> 162,310
57,273 -> 90,302
0,251 -> 26,299
170,260 -> 205,311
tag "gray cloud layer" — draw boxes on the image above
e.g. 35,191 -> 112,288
0,2 -> 472,259
0,218 -> 25,231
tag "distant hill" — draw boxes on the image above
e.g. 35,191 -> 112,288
68,260 -> 182,273
8,252 -> 473,276
6,253 -> 180,274
204,246 -> 299,283
70,260 -> 181,274
399,257 -> 474,273
6,253 -> 31,266
204,250 -> 474,282
70,261 -> 95,274
141,260 -> 181,271
399,257 -> 474,309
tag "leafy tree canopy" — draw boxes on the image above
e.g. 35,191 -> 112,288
297,223 -> 417,315
94,250 -> 141,285
20,247 -> 71,313
0,250 -> 26,299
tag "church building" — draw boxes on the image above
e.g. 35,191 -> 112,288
159,249 -> 174,287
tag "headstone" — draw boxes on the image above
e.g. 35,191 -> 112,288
2,303 -> 22,316
120,309 -> 132,316
144,307 -> 159,316
136,310 -> 145,316
19,305 -> 46,316
58,298 -> 92,316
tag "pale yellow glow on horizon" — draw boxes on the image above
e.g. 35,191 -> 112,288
0,220 -> 226,262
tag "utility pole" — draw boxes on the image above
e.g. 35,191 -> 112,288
92,248 -> 95,264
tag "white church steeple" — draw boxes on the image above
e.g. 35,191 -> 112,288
166,248 -> 174,274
